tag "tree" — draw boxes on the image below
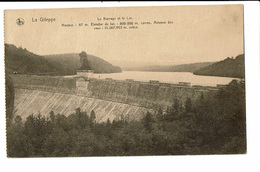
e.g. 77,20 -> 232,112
142,111 -> 155,133
173,98 -> 180,112
156,107 -> 163,120
90,110 -> 96,128
14,115 -> 22,126
7,115 -> 29,157
185,97 -> 192,113
50,111 -> 55,122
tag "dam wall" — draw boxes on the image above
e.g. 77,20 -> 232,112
87,79 -> 218,110
14,88 -> 150,122
11,74 -> 219,111
11,75 -> 77,94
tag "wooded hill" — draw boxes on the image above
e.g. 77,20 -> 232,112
45,53 -> 122,74
5,44 -> 122,75
5,44 -> 64,75
193,54 -> 245,78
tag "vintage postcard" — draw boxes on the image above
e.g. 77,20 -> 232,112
4,5 -> 245,157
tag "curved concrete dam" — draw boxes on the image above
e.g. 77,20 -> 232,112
11,74 -> 219,122
14,88 -> 150,122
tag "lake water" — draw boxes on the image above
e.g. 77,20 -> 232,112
90,71 -> 238,87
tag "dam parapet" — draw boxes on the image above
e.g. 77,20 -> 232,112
11,74 -> 220,111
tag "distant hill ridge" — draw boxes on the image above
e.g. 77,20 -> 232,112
124,62 -> 214,73
193,54 -> 245,78
5,44 -> 122,75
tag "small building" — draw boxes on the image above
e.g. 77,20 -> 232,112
150,80 -> 159,84
178,82 -> 191,86
216,84 -> 226,88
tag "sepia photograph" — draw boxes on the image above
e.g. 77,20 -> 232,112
4,4 -> 246,158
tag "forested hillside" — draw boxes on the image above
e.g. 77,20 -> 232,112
45,53 -> 122,74
193,54 -> 245,78
124,62 -> 214,73
5,44 -> 65,75
5,44 -> 122,75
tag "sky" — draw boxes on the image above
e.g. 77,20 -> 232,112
4,5 -> 244,68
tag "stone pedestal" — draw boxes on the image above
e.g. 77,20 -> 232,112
76,70 -> 94,95
77,70 -> 94,79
